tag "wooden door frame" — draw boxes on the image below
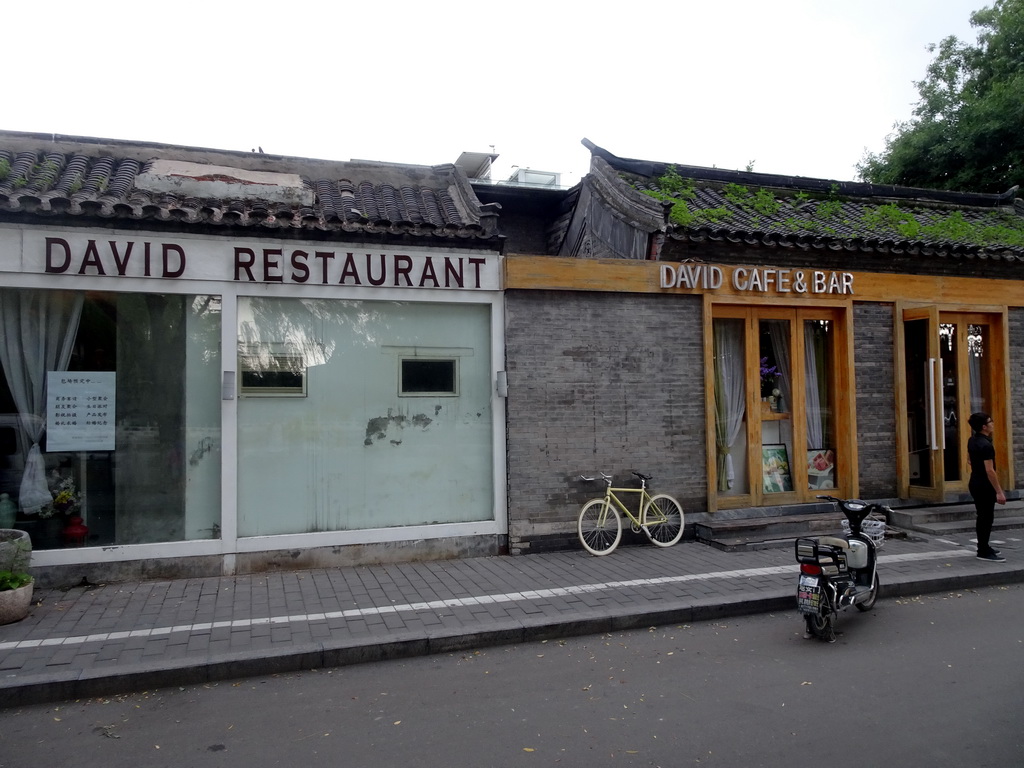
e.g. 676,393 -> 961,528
705,297 -> 855,512
895,303 -> 1013,501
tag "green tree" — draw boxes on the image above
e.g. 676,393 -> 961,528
858,0 -> 1024,192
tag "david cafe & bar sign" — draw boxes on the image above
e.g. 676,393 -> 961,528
660,263 -> 854,295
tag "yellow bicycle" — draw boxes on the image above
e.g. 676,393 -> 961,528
577,471 -> 684,555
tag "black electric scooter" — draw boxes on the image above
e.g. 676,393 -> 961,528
795,495 -> 888,642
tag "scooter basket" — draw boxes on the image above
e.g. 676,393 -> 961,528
842,518 -> 886,548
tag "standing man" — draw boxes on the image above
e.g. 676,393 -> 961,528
967,412 -> 1007,562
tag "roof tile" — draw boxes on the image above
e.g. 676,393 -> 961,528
0,135 -> 499,245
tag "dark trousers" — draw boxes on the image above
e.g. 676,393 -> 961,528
970,481 -> 996,555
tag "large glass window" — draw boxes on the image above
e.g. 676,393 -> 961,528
0,288 -> 222,549
804,319 -> 835,491
236,297 -> 493,536
711,306 -> 845,507
759,319 -> 794,494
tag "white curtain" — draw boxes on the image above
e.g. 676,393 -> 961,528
0,288 -> 84,514
804,321 -> 825,449
765,320 -> 792,414
713,320 -> 746,491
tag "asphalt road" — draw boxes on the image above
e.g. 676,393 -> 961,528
2,584 -> 1021,768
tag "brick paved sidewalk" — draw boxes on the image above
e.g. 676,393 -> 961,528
2,530 -> 1022,707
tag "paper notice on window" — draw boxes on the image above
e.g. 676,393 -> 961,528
46,372 -> 116,452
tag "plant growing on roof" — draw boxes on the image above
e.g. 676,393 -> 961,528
862,203 -> 921,239
640,167 -> 732,228
722,183 -> 749,206
642,166 -> 1024,245
0,158 -> 10,180
722,183 -> 781,215
37,159 -> 60,190
815,199 -> 844,219
655,165 -> 697,199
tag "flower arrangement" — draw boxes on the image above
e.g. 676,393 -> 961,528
39,472 -> 80,519
760,356 -> 779,397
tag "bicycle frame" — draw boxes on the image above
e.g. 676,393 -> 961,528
597,483 -> 652,528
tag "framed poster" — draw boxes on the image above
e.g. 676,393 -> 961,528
46,371 -> 116,452
761,444 -> 793,493
807,449 -> 836,490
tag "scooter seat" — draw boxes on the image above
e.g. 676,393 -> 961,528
816,536 -> 850,550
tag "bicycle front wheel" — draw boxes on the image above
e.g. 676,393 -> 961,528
577,498 -> 622,556
641,494 -> 684,547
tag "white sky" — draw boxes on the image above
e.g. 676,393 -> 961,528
5,0 -> 986,187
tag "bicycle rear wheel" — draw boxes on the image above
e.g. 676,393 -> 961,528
641,494 -> 684,547
577,498 -> 622,555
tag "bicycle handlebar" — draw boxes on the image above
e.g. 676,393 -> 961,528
580,471 -> 652,483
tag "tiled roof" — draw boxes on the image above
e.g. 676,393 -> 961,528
584,140 -> 1024,263
0,132 -> 500,245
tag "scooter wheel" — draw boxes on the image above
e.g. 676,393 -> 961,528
855,572 -> 880,612
805,611 -> 835,642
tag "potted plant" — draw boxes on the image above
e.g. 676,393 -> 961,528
0,528 -> 33,625
0,569 -> 33,625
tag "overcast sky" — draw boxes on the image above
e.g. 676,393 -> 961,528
5,0 -> 986,186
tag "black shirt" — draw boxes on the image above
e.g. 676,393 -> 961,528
967,432 -> 995,486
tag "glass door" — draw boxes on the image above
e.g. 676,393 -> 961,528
902,306 -> 943,501
905,307 -> 942,505
900,306 -> 1003,501
939,313 -> 996,494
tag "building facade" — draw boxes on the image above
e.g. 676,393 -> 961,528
0,132 -> 508,585
501,141 -> 1023,552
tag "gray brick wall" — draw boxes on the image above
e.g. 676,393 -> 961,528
853,303 -> 898,498
504,291 -> 1022,554
1010,308 -> 1024,490
505,290 -> 706,552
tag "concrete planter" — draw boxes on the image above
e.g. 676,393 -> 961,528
0,579 -> 33,625
0,528 -> 32,573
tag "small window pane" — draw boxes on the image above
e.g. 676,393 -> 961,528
401,359 -> 456,395
240,352 -> 306,397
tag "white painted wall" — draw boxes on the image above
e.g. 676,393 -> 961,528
236,298 -> 494,536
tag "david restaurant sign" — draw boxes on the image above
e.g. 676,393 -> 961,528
0,228 -> 500,291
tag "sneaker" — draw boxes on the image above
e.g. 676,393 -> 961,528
977,551 -> 1006,562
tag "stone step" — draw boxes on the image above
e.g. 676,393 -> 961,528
904,515 -> 1024,536
889,499 -> 1024,530
696,512 -> 844,538
696,512 -> 846,552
